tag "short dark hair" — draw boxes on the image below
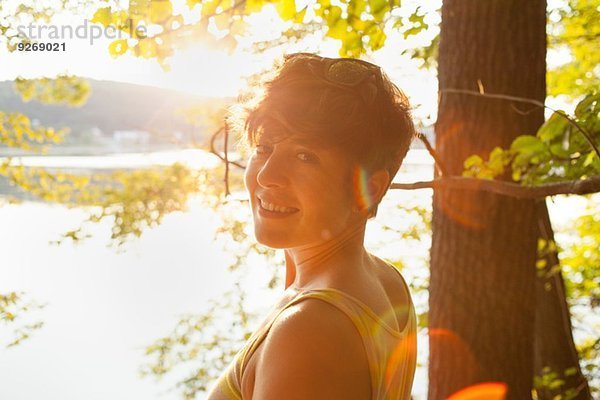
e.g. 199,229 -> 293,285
229,53 -> 416,217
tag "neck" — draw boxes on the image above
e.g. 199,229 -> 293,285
284,221 -> 369,290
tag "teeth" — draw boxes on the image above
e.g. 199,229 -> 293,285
259,199 -> 297,213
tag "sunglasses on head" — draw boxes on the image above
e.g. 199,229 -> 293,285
283,52 -> 382,106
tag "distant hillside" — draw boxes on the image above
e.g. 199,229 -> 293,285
0,79 -> 229,151
0,78 -> 431,155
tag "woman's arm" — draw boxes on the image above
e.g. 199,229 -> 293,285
251,299 -> 371,400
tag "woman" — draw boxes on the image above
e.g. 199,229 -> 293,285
208,53 -> 417,400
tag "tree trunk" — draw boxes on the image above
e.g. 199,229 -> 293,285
430,1 -> 546,399
534,201 -> 592,399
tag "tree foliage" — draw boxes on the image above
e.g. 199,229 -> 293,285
462,93 -> 600,185
547,0 -> 600,98
1,161 -> 204,245
14,75 -> 91,107
141,287 -> 254,400
559,195 -> 600,396
560,197 -> 600,309
0,292 -> 45,348
87,0 -> 418,63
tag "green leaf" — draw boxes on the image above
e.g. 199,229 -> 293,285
202,0 -> 221,17
325,5 -> 342,25
537,111 -> 570,142
349,15 -> 367,31
219,34 -> 237,54
320,0 -> 331,8
214,12 -> 230,30
408,10 -> 425,24
510,135 -> 546,154
367,24 -> 386,51
564,367 -> 578,377
582,151 -> 595,167
512,152 -> 532,170
229,18 -> 249,35
245,0 -> 265,13
220,0 -> 233,11
340,31 -> 363,57
294,5 -> 307,23
150,0 -> 173,24
108,39 -> 129,57
348,0 -> 367,17
91,7 -> 112,27
276,0 -> 296,20
326,17 -> 348,40
404,10 -> 428,38
489,146 -> 505,160
487,146 -> 509,176
574,92 -> 600,118
186,0 -> 203,9
135,38 -> 157,58
549,143 -> 571,158
368,0 -> 388,21
463,154 -> 483,170
511,168 -> 522,182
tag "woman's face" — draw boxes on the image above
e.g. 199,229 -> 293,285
244,124 -> 361,249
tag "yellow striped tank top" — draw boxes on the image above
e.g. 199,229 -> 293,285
207,269 -> 417,400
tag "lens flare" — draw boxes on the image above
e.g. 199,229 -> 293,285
428,328 -> 480,384
384,330 -> 417,390
447,382 -> 508,400
434,120 -> 486,230
353,164 -> 373,212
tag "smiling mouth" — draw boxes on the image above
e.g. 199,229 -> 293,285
258,198 -> 299,214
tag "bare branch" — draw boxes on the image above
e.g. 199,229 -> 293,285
209,127 -> 245,169
416,132 -> 448,176
223,123 -> 230,196
549,32 -> 600,44
391,174 -> 600,198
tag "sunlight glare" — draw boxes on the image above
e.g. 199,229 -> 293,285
447,382 -> 508,400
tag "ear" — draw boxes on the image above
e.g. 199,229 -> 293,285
352,166 -> 390,216
367,168 -> 390,206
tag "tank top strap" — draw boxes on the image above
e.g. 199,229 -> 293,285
235,289 -> 342,375
225,354 -> 243,400
214,261 -> 415,399
289,289 -> 386,392
233,261 -> 414,398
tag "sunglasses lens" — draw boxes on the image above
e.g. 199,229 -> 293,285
283,53 -> 380,105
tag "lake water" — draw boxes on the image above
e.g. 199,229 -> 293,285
0,149 -> 589,400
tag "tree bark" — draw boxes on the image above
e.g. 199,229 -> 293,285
534,201 -> 592,399
430,1 -> 546,399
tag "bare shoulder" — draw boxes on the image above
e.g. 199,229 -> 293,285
372,256 -> 411,303
251,298 -> 371,400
